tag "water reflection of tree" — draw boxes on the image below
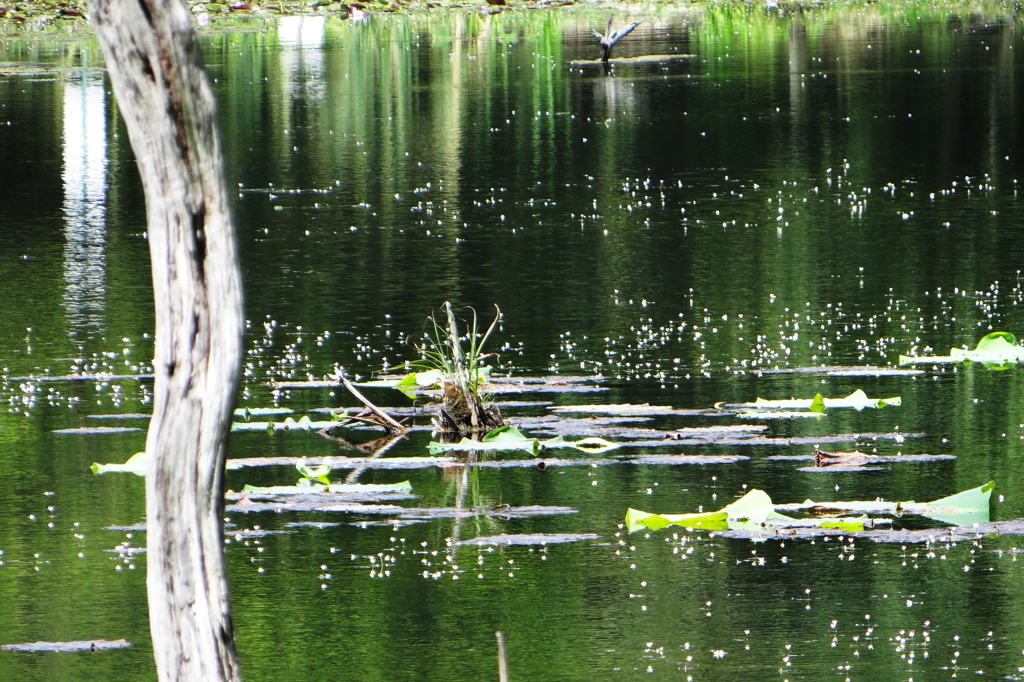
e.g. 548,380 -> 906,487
62,74 -> 108,334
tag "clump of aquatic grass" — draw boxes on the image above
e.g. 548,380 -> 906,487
418,302 -> 504,434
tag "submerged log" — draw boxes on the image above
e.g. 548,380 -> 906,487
91,1 -> 243,680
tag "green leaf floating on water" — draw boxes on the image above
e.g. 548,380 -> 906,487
627,488 -> 869,534
776,480 -> 994,527
360,368 -> 492,398
900,332 -> 1024,368
91,451 -> 148,476
231,415 -> 337,432
630,481 -> 996,534
429,425 -> 540,455
234,407 -> 293,422
92,451 -> 242,475
297,457 -> 333,485
427,426 -> 619,455
717,389 -> 900,412
540,435 -> 620,454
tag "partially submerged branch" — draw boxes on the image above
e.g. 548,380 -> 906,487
594,16 -> 642,62
334,371 -> 408,434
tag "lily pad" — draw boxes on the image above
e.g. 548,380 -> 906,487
627,489 -> 777,533
900,332 -> 1024,368
627,489 -> 869,534
774,480 -> 993,526
428,426 -> 541,455
93,451 -> 243,475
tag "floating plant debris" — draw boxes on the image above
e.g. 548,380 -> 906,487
614,431 -> 916,449
767,452 -> 955,471
235,406 -> 294,419
457,533 -> 600,546
350,519 -> 427,529
622,454 -> 749,465
735,410 -> 828,420
628,482 -> 994,534
103,524 -> 147,532
524,423 -> 766,440
226,500 -> 406,514
238,481 -> 413,496
428,426 -> 542,455
626,489 -> 868,534
54,426 -> 142,435
10,373 -> 153,382
511,415 -> 653,429
723,518 -> 1024,543
716,389 -> 900,412
273,380 -> 339,389
226,455 -> 456,470
549,403 -> 718,417
443,458 -> 617,469
225,499 -> 576,519
229,491 -> 416,505
400,505 -> 578,520
282,522 -> 339,529
308,401 -> 552,417
900,331 -> 1024,368
275,378 -> 607,394
0,639 -> 132,653
87,413 -> 152,420
569,54 -> 695,65
427,425 -> 619,455
91,452 -> 146,475
761,365 -> 923,377
420,383 -> 608,396
93,451 -> 243,475
774,480 -> 993,527
231,416 -> 337,432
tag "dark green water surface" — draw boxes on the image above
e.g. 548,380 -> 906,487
4,3 -> 1024,680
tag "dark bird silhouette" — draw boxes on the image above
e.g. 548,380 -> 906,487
594,16 -> 642,62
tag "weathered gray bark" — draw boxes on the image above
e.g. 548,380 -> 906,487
90,2 -> 244,680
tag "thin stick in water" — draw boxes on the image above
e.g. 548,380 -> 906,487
496,630 -> 509,682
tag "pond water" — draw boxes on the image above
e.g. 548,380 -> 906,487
3,3 -> 1024,680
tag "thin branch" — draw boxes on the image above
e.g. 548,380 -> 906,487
444,301 -> 480,430
336,372 -> 407,433
496,631 -> 509,682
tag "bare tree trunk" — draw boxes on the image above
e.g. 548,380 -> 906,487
90,2 -> 244,680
